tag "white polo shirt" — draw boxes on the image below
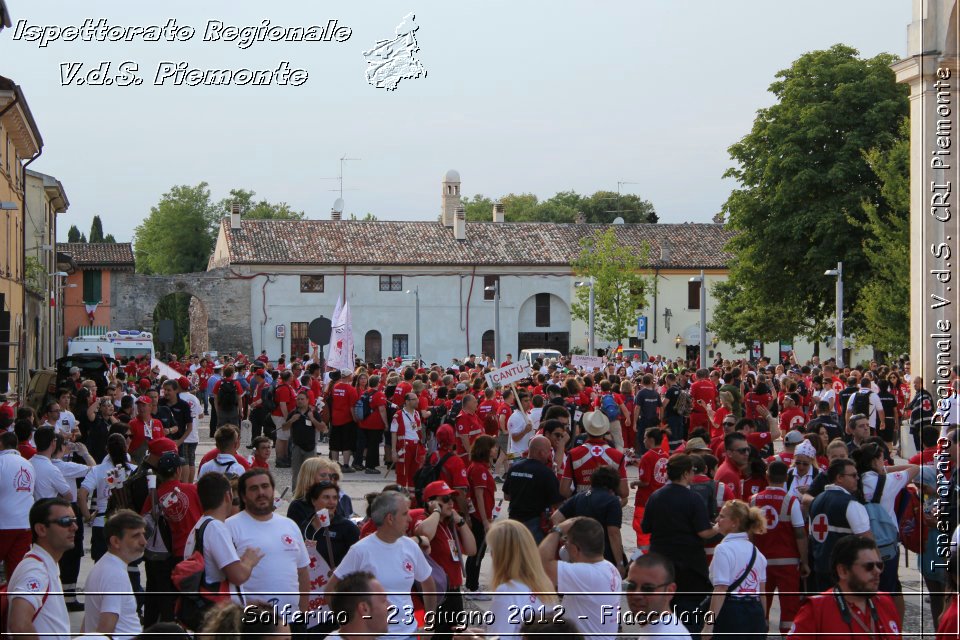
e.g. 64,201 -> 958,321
80,459 -> 136,527
507,409 -> 533,457
6,544 -> 70,640
30,454 -> 70,500
556,559 -> 622,640
0,449 -> 34,530
710,532 -> 768,595
83,551 -> 142,640
198,453 -> 246,479
52,458 -> 90,502
180,391 -> 203,444
184,515 -> 241,583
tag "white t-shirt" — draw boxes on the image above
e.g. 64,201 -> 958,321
821,485 -> 871,534
83,552 -> 142,640
845,390 -> 884,429
226,510 -> 309,612
6,544 -> 70,640
641,615 -> 694,639
184,515 -> 241,583
30,455 -> 70,500
180,391 -> 203,444
0,450 -> 35,530
556,560 -> 622,639
52,458 -> 90,502
814,388 -> 836,408
55,410 -> 78,436
862,470 -> 914,524
507,409 -> 533,457
487,579 -> 549,635
198,453 -> 246,479
710,533 -> 767,595
80,459 -> 137,527
333,533 -> 432,636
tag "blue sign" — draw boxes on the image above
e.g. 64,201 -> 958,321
637,316 -> 647,338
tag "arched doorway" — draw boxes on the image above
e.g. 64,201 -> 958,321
364,330 -> 382,364
481,330 -> 495,358
152,293 -> 209,359
517,293 -> 571,354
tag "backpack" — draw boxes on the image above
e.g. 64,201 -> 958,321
353,391 -> 374,423
862,475 -> 900,561
851,390 -> 871,418
413,451 -> 454,506
0,553 -> 50,626
673,388 -> 693,417
172,519 -> 231,630
895,485 -> 929,554
259,382 -> 277,413
217,379 -> 239,410
444,399 -> 463,426
106,463 -> 149,516
690,479 -> 720,521
600,394 -> 621,421
425,403 -> 447,433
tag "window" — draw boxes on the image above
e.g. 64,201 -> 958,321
483,275 -> 500,301
291,322 -> 309,358
82,270 -> 102,304
688,280 -> 701,310
392,334 -> 409,358
300,275 -> 324,293
481,330 -> 495,356
365,330 -> 383,364
535,293 -> 550,327
380,275 -> 402,291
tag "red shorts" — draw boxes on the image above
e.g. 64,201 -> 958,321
764,562 -> 802,633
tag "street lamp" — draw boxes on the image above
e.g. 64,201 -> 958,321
689,270 -> 707,366
824,262 -> 844,368
484,281 -> 501,364
404,287 -> 420,365
574,278 -> 595,355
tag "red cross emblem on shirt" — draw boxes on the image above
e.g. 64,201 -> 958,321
811,513 -> 830,543
403,560 -> 414,573
282,535 -> 294,545
590,445 -> 603,457
26,579 -> 40,592
762,505 -> 779,529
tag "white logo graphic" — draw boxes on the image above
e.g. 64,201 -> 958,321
652,457 -> 668,485
363,13 -> 427,91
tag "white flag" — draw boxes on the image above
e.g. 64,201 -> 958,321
325,296 -> 343,363
327,302 -> 355,370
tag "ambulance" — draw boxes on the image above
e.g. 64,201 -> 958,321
66,329 -> 155,361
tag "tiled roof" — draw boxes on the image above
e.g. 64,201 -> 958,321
221,219 -> 734,269
58,242 -> 135,268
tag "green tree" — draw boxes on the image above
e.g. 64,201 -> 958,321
713,44 -> 908,347
461,194 -> 496,222
577,191 -> 657,223
79,233 -> 87,242
348,212 -> 378,221
67,225 -> 82,242
103,234 -> 116,243
133,182 -> 218,275
89,215 -> 105,243
218,188 -> 305,221
571,228 -> 652,346
461,190 -> 656,223
854,118 -> 910,355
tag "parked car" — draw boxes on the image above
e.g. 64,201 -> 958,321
519,348 -> 563,368
618,348 -> 650,362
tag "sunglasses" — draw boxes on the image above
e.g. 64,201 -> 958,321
438,495 -> 454,504
622,580 -> 671,593
46,516 -> 76,528
855,561 -> 884,572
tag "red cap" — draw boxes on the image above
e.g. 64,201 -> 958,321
436,424 -> 456,446
147,437 -> 177,456
136,395 -> 152,404
177,376 -> 191,390
423,480 -> 458,501
138,378 -> 151,390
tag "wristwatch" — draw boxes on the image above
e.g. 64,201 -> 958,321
550,525 -> 563,536
456,518 -> 466,527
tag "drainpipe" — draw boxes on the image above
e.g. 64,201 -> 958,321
652,267 -> 659,344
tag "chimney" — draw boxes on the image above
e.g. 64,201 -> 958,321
441,169 -> 461,227
659,238 -> 671,262
454,205 -> 466,241
575,211 -> 586,224
230,201 -> 241,230
492,200 -> 505,223
331,208 -> 341,221
331,197 -> 344,220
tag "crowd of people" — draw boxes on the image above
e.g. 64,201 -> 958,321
1,347 -> 957,639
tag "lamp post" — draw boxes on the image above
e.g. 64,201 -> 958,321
689,270 -> 707,366
484,281 -> 500,364
52,273 -> 75,361
405,287 -> 420,365
824,262 -> 844,368
574,278 -> 595,356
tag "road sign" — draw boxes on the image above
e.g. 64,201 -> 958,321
637,316 -> 648,338
308,316 -> 333,346
275,324 -> 285,339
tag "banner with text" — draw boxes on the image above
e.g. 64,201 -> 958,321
571,355 -> 604,370
484,362 -> 532,387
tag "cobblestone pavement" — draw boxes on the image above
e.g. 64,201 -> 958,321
52,417 -> 930,637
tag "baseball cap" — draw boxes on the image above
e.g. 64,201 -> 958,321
423,480 -> 458,501
455,383 -> 468,393
136,395 -> 152,405
784,430 -> 805,445
436,424 -> 456,446
177,376 -> 191,390
157,450 -> 185,472
340,368 -> 353,377
148,437 -> 178,456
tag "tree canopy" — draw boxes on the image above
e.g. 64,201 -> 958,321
462,190 -> 657,224
133,182 -> 218,275
571,228 -> 651,347
66,225 -> 82,243
89,216 -> 105,243
217,189 -> 305,221
711,44 -> 909,349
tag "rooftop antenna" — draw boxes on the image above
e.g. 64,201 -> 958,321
338,154 -> 361,199
606,180 -> 641,217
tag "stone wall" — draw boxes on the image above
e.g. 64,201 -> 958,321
110,267 -> 252,355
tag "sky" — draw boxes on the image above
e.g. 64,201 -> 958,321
1,0 -> 911,242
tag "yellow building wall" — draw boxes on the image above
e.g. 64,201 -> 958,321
0,118 -> 25,395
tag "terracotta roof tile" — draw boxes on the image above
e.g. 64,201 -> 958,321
58,242 -> 134,268
222,219 -> 733,269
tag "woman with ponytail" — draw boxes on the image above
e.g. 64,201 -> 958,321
702,499 -> 768,640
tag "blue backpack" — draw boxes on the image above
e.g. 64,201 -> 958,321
600,394 -> 620,421
863,475 -> 900,561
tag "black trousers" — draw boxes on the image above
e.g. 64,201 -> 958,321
250,407 -> 272,442
58,503 -> 84,588
464,517 -> 486,591
143,556 -> 178,625
433,589 -> 465,640
359,429 -> 383,469
715,597 -> 766,637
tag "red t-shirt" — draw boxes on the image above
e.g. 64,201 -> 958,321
714,458 -> 745,500
129,417 -> 163,453
466,461 -> 495,520
17,443 -> 36,459
428,448 -> 468,490
909,447 -> 937,465
690,379 -> 717,414
790,590 -> 901,640
251,457 -> 270,470
330,382 -> 359,426
478,400 -> 500,436
454,413 -> 484,460
199,448 -> 252,471
634,448 -> 669,507
779,407 -> 807,432
141,480 -> 202,557
212,378 -> 243,398
409,508 -> 465,588
271,383 -> 296,417
743,392 -> 771,420
359,390 -> 389,430
937,594 -> 959,640
391,382 -> 413,407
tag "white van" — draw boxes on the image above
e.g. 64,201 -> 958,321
519,348 -> 563,368
67,330 -> 155,362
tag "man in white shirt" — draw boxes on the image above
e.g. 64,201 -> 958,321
0,431 -> 35,579
55,389 -> 80,439
226,468 -> 310,621
327,571 -> 391,639
845,379 -> 885,431
6,497 -> 76,640
83,509 -> 147,639
327,490 -> 437,638
30,427 -> 71,500
177,376 -> 203,482
624,553 -> 692,639
198,426 -> 247,479
539,516 -> 623,639
507,391 -> 535,459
